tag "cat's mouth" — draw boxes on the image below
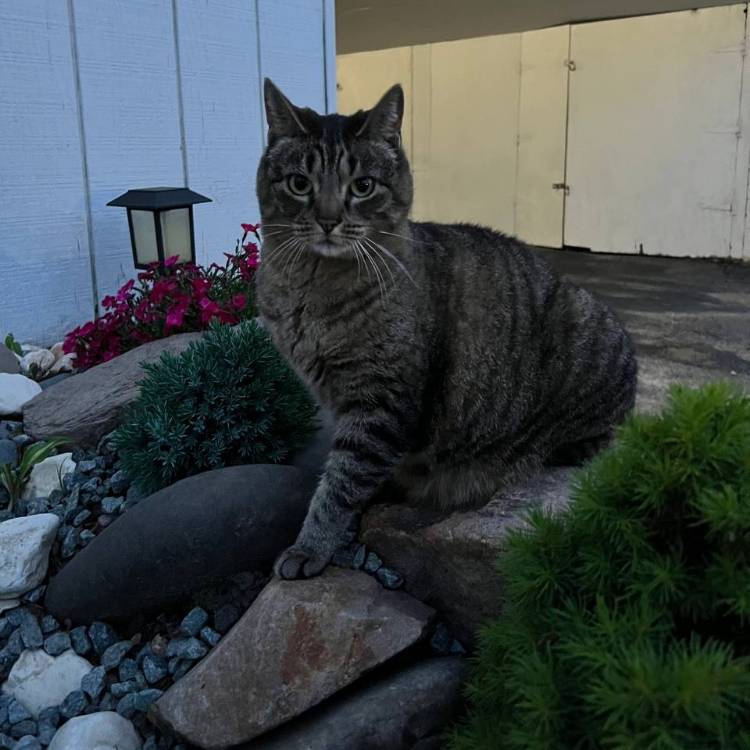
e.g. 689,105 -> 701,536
310,237 -> 351,259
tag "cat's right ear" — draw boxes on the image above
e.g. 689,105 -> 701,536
264,78 -> 308,142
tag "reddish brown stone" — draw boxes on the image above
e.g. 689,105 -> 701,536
152,568 -> 434,748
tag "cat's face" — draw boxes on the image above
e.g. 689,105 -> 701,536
257,79 -> 413,260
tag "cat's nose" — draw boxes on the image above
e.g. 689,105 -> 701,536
317,219 -> 341,235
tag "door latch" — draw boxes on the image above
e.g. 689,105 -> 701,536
552,182 -> 570,195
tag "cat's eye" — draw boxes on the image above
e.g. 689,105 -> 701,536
350,177 -> 376,198
287,174 -> 312,196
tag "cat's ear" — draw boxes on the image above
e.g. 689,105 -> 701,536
356,84 -> 404,147
264,78 -> 308,142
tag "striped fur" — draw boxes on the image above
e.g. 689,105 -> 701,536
256,80 -> 637,579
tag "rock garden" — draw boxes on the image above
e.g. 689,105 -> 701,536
1,233 -> 748,749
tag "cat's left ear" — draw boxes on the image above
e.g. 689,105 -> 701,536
356,84 -> 404,147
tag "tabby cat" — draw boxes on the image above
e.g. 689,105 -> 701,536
256,79 -> 637,580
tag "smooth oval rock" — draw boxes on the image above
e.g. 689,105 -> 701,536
47,711 -> 141,750
152,568 -> 435,749
241,657 -> 467,750
0,515 -> 60,598
0,374 -> 41,417
45,465 -> 317,622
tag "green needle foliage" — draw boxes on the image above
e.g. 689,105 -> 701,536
114,321 -> 318,494
450,383 -> 750,750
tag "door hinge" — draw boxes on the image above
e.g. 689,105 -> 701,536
565,59 -> 576,71
552,182 -> 570,195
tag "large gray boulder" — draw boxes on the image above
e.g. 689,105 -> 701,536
242,657 -> 466,750
361,467 -> 574,644
152,568 -> 435,749
23,332 -> 202,446
45,465 -> 317,622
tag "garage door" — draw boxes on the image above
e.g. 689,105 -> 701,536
564,5 -> 747,257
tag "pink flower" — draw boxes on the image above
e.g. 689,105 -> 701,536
165,306 -> 186,329
191,278 -> 211,297
101,295 -> 117,310
116,279 -> 135,303
150,278 -> 178,304
241,223 -> 260,234
79,321 -> 96,337
164,255 -> 180,268
231,293 -> 247,310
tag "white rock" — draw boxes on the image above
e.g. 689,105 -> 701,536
20,349 -> 56,378
0,373 -> 42,416
22,453 -> 76,501
0,598 -> 20,614
0,514 -> 60,597
49,353 -> 75,375
48,711 -> 142,750
2,649 -> 93,717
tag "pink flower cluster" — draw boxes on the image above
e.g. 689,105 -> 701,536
64,224 -> 260,369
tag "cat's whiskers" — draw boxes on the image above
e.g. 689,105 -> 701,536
361,237 -> 396,287
364,236 -> 417,286
377,230 -> 428,246
357,239 -> 387,303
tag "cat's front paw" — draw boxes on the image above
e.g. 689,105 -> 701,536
274,544 -> 331,580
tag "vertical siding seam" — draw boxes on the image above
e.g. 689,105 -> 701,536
67,0 -> 99,317
322,0 -> 329,112
736,4 -> 750,259
255,0 -> 266,149
322,0 -> 337,113
561,24 -> 573,246
512,35 -> 523,235
171,0 -> 189,187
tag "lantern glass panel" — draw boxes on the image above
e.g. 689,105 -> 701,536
159,208 -> 192,263
131,210 -> 159,264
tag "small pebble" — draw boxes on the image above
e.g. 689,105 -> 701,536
430,623 -> 453,656
375,566 -> 403,590
111,681 -> 139,698
143,737 -> 159,750
364,552 -> 383,573
60,527 -> 79,558
21,585 -> 46,605
7,699 -> 31,725
352,544 -> 367,569
109,470 -> 130,495
81,665 -> 107,701
79,477 -> 100,495
77,459 -> 97,474
133,689 -> 162,712
165,637 -> 207,661
44,631 -> 71,656
79,529 -> 95,546
13,735 -> 41,750
6,610 -> 23,628
116,693 -> 137,719
0,734 -> 13,750
200,627 -> 221,648
118,658 -> 138,682
171,660 -> 192,681
37,721 -> 57,745
101,497 -> 123,515
97,514 -> 115,529
40,615 -> 59,635
37,707 -> 59,727
70,626 -> 92,655
6,628 -> 24,657
98,693 -> 116,712
0,618 -> 12,639
19,614 -> 43,650
142,654 -> 169,685
180,607 -> 209,637
59,689 -> 87,719
213,604 -> 240,634
88,621 -> 118,655
101,640 -> 132,671
72,509 -> 91,527
10,721 -> 37,739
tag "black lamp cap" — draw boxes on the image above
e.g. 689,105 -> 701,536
107,187 -> 212,210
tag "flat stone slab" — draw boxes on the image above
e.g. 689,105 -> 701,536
361,467 -> 574,644
45,465 -> 317,622
153,568 -> 435,748
23,332 -> 202,446
242,657 -> 466,750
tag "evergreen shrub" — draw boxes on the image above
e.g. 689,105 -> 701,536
114,321 -> 317,493
450,383 -> 750,750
